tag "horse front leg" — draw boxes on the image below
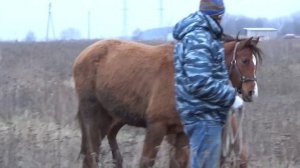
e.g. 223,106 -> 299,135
238,141 -> 249,168
231,112 -> 249,168
221,111 -> 248,168
139,122 -> 166,168
107,119 -> 125,168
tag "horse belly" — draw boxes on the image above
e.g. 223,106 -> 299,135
96,89 -> 148,127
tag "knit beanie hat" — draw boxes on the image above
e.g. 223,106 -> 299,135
199,0 -> 225,16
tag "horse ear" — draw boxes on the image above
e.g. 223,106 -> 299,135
242,37 -> 253,47
236,30 -> 242,41
251,37 -> 260,45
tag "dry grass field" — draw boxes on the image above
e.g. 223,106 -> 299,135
0,39 -> 299,168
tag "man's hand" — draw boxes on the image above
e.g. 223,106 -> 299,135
231,95 -> 243,110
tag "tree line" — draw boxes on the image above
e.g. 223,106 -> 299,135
222,11 -> 300,36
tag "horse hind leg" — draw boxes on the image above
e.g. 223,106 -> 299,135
167,133 -> 189,168
77,97 -> 112,168
166,134 -> 177,167
107,120 -> 125,168
139,122 -> 167,168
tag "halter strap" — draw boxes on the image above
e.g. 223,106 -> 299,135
229,42 -> 240,73
233,42 -> 240,61
229,42 -> 240,74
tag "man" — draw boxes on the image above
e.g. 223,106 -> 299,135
172,0 -> 243,167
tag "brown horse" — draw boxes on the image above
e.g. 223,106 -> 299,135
73,37 -> 262,168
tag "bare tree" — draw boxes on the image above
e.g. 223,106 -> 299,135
25,31 -> 36,42
60,28 -> 81,40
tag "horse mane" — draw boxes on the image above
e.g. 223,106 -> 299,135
222,33 -> 263,65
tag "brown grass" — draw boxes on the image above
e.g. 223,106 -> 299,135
0,39 -> 300,168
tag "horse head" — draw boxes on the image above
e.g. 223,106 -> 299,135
225,37 -> 263,102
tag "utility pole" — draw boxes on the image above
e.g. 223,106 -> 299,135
159,0 -> 164,27
46,2 -> 55,40
87,10 -> 91,39
122,0 -> 128,37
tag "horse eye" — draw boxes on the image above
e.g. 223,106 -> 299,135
242,59 -> 250,64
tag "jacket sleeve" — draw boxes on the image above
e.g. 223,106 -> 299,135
182,31 -> 236,108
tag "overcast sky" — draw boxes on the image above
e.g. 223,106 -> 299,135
0,0 -> 299,41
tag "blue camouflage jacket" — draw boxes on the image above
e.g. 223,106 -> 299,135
173,11 -> 236,125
